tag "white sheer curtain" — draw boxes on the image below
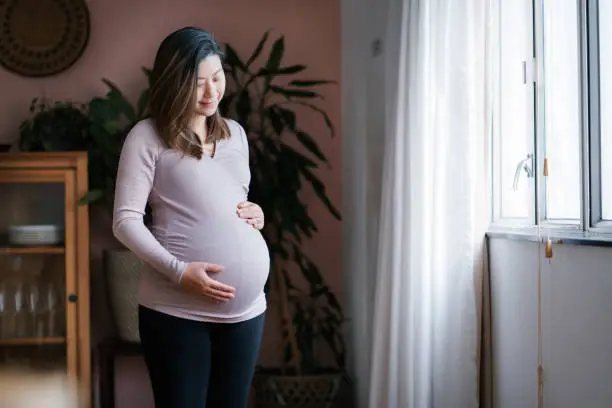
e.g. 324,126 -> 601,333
343,0 -> 491,407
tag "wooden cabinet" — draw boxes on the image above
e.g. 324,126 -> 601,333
0,152 -> 91,407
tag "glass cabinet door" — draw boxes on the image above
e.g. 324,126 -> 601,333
0,169 -> 77,377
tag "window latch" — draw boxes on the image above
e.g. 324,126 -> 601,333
513,153 -> 534,191
522,58 -> 537,84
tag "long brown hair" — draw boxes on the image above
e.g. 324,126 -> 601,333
149,27 -> 230,159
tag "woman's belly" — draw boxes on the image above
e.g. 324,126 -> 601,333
144,212 -> 271,318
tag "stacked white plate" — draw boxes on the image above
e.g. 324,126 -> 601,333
7,225 -> 65,246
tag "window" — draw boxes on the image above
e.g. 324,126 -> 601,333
491,0 -> 612,232
599,1 -> 612,221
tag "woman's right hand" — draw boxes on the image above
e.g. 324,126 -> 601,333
179,262 -> 235,302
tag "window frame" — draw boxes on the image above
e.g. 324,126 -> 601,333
490,0 -> 612,236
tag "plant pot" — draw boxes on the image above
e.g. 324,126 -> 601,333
103,249 -> 143,343
252,371 -> 343,408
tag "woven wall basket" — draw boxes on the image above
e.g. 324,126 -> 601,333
0,0 -> 90,77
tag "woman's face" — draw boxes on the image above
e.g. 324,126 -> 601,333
195,54 -> 225,117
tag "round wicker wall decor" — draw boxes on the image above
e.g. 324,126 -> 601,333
0,0 -> 90,77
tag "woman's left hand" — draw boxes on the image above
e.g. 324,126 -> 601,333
237,201 -> 265,230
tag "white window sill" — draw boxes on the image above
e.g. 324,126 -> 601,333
486,226 -> 612,248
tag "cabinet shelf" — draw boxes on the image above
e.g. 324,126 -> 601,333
0,246 -> 65,255
0,337 -> 65,346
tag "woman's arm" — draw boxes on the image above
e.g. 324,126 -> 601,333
112,122 -> 188,284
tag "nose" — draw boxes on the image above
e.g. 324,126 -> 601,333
204,81 -> 215,97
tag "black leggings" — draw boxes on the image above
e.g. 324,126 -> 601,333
138,305 -> 265,408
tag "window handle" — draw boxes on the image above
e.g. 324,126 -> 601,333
513,153 -> 534,191
523,59 -> 537,84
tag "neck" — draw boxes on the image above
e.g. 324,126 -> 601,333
189,116 -> 208,144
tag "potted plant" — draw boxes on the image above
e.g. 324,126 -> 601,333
220,32 -> 346,407
18,99 -> 91,152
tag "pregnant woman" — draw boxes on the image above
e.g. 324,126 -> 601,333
112,27 -> 270,408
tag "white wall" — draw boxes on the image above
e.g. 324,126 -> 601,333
341,0 -> 388,404
489,237 -> 612,408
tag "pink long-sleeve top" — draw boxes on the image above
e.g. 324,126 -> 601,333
112,118 -> 269,323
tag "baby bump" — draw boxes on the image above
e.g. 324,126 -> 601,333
187,224 -> 270,312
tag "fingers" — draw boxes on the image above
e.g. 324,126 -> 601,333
201,263 -> 234,294
237,207 -> 259,219
205,287 -> 235,302
205,280 -> 235,303
237,202 -> 264,224
246,217 -> 264,229
209,280 -> 236,294
208,294 -> 231,303
236,204 -> 264,230
205,263 -> 224,273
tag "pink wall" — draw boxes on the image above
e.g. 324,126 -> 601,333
0,1 -> 342,407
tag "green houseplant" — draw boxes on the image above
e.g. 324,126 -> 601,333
18,69 -> 152,214
79,68 -> 152,211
